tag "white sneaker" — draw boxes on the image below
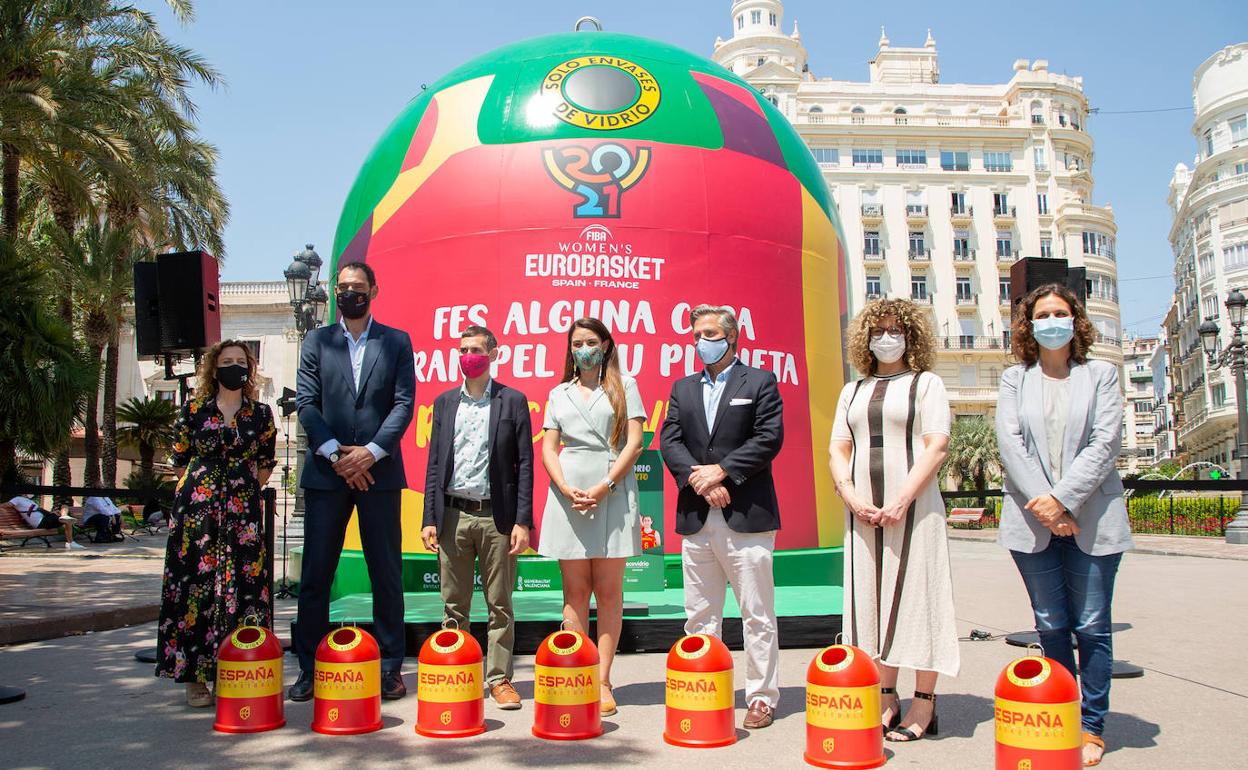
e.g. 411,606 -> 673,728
65,542 -> 85,550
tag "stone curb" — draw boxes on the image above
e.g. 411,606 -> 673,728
0,603 -> 159,646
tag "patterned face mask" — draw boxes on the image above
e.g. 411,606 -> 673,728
573,345 -> 604,370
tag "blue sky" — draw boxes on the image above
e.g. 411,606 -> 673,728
146,0 -> 1246,338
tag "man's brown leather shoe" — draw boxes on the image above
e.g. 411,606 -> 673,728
491,679 -> 522,710
743,700 -> 774,729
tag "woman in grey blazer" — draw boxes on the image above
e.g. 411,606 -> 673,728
995,284 -> 1133,767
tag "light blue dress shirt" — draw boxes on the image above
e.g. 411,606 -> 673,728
701,358 -> 738,431
447,381 -> 492,500
317,317 -> 388,463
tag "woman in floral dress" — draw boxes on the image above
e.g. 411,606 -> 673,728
156,340 -> 277,707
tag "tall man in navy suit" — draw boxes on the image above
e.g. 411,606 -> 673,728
290,262 -> 415,701
661,304 -> 785,730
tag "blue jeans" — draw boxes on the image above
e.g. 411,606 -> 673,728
1011,536 -> 1122,736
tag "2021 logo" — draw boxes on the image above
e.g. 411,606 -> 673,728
543,142 -> 651,218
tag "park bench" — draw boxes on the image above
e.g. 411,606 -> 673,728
947,507 -> 988,527
0,502 -> 72,549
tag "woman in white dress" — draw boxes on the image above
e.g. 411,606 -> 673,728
539,317 -> 645,715
828,298 -> 958,743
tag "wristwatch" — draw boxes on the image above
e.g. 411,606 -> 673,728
329,450 -> 341,464
605,478 -> 617,494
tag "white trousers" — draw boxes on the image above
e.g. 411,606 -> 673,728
681,508 -> 780,708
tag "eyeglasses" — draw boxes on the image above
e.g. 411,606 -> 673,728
869,328 -> 904,339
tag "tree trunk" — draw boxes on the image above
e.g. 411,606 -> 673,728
1,143 -> 18,239
102,331 -> 119,486
0,437 -> 16,486
82,341 -> 103,488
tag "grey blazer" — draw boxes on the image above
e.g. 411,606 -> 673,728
995,360 -> 1133,556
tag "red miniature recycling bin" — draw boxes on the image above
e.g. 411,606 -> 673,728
415,627 -> 485,738
804,644 -> 885,769
214,625 -> 285,733
532,629 -> 601,740
663,634 -> 736,748
994,655 -> 1081,769
311,626 -> 383,735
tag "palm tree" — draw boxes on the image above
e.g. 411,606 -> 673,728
0,239 -> 92,482
54,221 -> 141,487
116,395 -> 177,487
944,416 -> 999,495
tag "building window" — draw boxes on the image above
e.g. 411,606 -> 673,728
864,231 -> 881,255
956,276 -> 973,300
911,275 -> 928,300
951,191 -> 967,214
909,232 -> 926,257
1232,116 -> 1247,144
1225,243 -> 1248,268
769,11 -> 777,25
1083,231 -> 1115,259
1037,193 -> 1049,215
984,151 -> 1013,172
812,148 -> 839,166
1213,383 -> 1227,407
1205,129 -> 1215,157
941,150 -> 969,171
737,14 -> 743,29
1030,100 -> 1044,124
156,390 -> 176,402
996,231 -> 1013,258
1086,273 -> 1118,302
1199,251 -> 1216,276
999,277 -> 1011,300
853,148 -> 883,166
897,148 -> 927,166
1237,162 -> 1248,176
242,340 -> 261,365
757,57 -> 765,66
1034,147 -> 1047,171
1135,400 -> 1155,414
751,10 -> 761,24
953,232 -> 971,257
866,274 -> 882,297
809,105 -> 823,113
993,193 -> 1010,215
1040,237 -> 1053,258
1203,294 -> 1221,319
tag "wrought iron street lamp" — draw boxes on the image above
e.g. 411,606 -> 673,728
1199,286 -> 1248,544
283,244 -> 328,515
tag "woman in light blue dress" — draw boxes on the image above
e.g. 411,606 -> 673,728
539,317 -> 645,715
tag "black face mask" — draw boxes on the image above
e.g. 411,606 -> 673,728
337,290 -> 371,320
216,364 -> 249,392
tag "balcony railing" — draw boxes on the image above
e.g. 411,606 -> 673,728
910,294 -> 933,304
1094,333 -> 1123,349
938,336 -> 1006,351
956,295 -> 977,306
997,249 -> 1021,260
953,250 -> 977,262
908,249 -> 931,261
861,204 -> 883,220
905,204 -> 929,218
993,206 -> 1017,219
864,248 -> 885,260
950,205 -> 974,219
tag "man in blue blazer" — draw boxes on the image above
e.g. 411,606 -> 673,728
660,304 -> 785,730
290,262 -> 415,701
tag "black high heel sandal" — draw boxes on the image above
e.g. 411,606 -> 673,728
885,691 -> 939,742
880,687 -> 901,734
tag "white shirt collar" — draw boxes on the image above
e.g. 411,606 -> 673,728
340,315 -> 374,342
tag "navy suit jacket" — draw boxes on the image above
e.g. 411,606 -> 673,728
660,361 -> 785,535
296,320 -> 416,491
422,381 -> 534,535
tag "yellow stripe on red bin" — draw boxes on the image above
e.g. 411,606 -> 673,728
805,684 -> 880,731
666,669 -> 734,711
534,664 -> 598,706
994,697 -> 1081,750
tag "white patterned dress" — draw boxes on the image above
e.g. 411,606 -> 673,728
831,370 -> 960,676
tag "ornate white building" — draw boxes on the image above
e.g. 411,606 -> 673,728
712,0 -> 1123,415
1120,336 -> 1159,473
1164,42 -> 1248,473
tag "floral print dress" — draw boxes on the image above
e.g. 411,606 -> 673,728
156,396 -> 277,683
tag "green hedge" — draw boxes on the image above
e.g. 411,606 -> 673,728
943,495 -> 1234,537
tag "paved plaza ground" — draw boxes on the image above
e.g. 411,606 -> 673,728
1,535 -> 1244,769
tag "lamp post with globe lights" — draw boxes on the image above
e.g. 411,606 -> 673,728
1197,287 -> 1248,544
283,245 -> 328,515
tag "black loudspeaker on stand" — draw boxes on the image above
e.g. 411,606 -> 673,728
274,387 -> 299,600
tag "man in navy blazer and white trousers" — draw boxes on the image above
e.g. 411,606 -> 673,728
661,304 -> 785,730
290,261 -> 415,701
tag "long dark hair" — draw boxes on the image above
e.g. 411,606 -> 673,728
561,317 -> 628,449
1011,283 -> 1096,366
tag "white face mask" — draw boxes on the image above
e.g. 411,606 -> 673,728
869,332 -> 906,364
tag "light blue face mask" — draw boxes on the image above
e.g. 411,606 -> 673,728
696,336 -> 731,365
1032,316 -> 1075,349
